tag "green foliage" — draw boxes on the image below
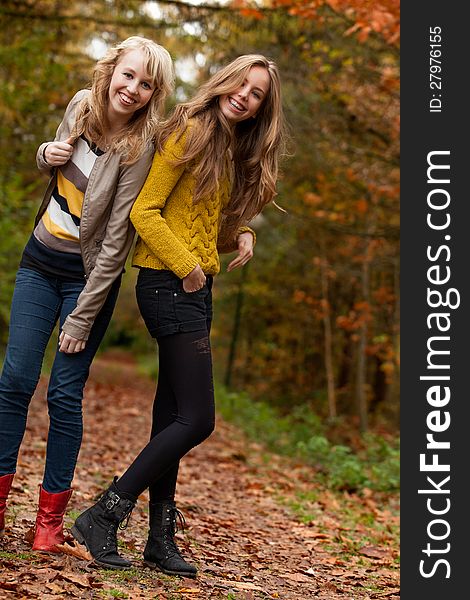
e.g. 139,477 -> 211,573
0,550 -> 35,560
0,175 -> 42,342
215,384 -> 399,492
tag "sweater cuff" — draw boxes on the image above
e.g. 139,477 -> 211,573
238,226 -> 256,247
172,254 -> 200,279
62,316 -> 90,341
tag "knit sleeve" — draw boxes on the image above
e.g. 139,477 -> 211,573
130,130 -> 200,278
237,226 -> 256,246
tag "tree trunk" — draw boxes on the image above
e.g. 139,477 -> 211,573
319,251 -> 337,419
355,241 -> 370,433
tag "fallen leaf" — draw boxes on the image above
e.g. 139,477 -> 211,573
329,568 -> 350,576
0,582 -> 19,591
359,545 -> 390,559
54,571 -> 93,588
24,526 -> 35,544
292,527 -> 331,540
228,581 -> 266,592
281,572 -> 315,584
46,582 -> 66,593
56,539 -> 92,561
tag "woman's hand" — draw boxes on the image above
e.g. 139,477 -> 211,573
44,136 -> 75,166
227,231 -> 254,272
59,331 -> 86,354
183,264 -> 206,292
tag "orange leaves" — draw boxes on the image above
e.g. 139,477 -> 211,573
303,191 -> 323,206
239,7 -> 265,19
231,0 -> 399,45
336,301 -> 372,332
230,0 -> 265,20
56,539 -> 92,562
356,198 -> 368,213
337,314 -> 358,332
293,289 -> 310,303
302,188 -> 352,223
327,0 -> 400,44
373,285 -> 395,306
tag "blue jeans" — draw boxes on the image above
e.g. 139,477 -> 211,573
0,267 -> 120,493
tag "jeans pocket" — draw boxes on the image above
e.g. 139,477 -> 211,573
137,281 -> 180,337
174,285 -> 208,324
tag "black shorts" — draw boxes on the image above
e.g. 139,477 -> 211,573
136,268 -> 213,338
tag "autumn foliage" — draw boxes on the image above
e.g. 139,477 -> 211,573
231,0 -> 400,44
0,0 -> 400,434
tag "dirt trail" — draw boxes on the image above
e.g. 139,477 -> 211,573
0,352 -> 399,599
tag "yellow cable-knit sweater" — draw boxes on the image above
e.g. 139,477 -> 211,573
130,126 -> 254,278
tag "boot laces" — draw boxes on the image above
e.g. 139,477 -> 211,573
162,506 -> 187,559
118,509 -> 132,531
106,524 -> 119,551
105,505 -> 132,551
170,506 -> 186,536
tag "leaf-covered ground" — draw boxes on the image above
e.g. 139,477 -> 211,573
0,351 -> 399,599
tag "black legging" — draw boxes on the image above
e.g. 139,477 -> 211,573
116,329 -> 215,500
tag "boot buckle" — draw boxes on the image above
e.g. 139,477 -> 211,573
105,491 -> 121,511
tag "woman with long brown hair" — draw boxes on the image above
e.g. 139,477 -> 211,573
71,53 -> 286,576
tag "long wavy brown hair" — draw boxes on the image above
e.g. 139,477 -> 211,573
72,36 -> 174,164
156,54 -> 287,246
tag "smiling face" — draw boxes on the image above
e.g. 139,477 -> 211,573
107,48 -> 155,127
219,65 -> 271,125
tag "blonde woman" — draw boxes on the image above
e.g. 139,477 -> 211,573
0,36 -> 174,553
72,54 -> 286,575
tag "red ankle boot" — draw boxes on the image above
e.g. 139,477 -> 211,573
0,473 -> 15,536
32,485 -> 73,553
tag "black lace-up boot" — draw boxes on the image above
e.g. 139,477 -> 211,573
143,501 -> 197,578
71,478 -> 136,569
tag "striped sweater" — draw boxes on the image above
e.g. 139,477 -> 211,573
35,135 -> 104,254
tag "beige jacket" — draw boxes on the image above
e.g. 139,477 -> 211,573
35,89 -> 154,340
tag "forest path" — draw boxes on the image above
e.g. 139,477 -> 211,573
0,351 -> 399,599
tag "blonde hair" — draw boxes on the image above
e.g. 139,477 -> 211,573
156,54 -> 286,245
73,36 -> 174,164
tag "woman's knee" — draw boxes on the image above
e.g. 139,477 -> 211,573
190,412 -> 215,445
48,405 -> 83,441
0,364 -> 39,400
